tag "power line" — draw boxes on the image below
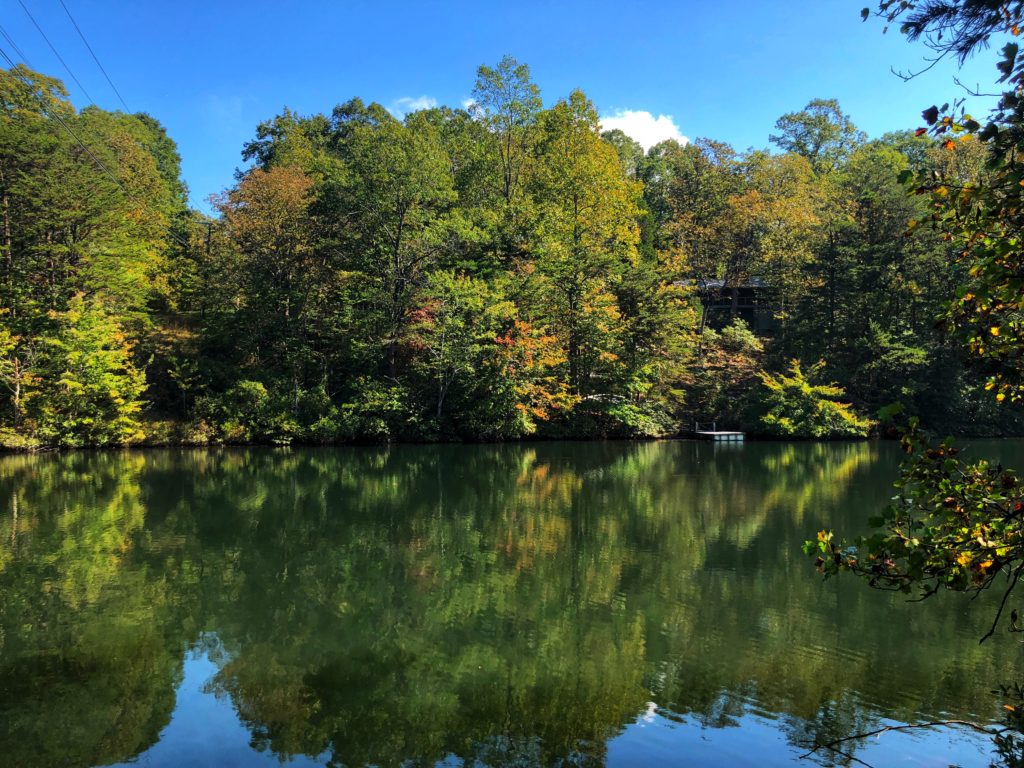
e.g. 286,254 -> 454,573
2,45 -> 134,203
1,25 -> 192,250
0,40 -> 192,251
57,0 -> 130,112
16,0 -> 96,104
0,24 -> 30,64
0,38 -> 26,72
0,35 -> 115,182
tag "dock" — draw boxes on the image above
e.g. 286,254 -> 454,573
694,430 -> 745,442
689,422 -> 745,442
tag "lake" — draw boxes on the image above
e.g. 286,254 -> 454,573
1,440 -> 1021,767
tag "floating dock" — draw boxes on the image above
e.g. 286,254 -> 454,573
694,430 -> 745,442
689,423 -> 745,442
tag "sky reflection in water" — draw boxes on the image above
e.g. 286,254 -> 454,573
1,440 -> 1021,767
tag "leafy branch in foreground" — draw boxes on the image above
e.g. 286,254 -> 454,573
805,417 -> 1024,642
866,1 -> 1024,408
803,414 -> 1024,766
805,1 -> 1024,757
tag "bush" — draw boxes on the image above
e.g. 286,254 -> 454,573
308,411 -> 344,444
192,380 -> 301,444
605,401 -> 675,437
0,427 -> 40,451
756,360 -> 872,439
338,378 -> 416,442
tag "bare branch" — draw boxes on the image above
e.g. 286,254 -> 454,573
980,562 -> 1024,644
953,75 -> 1002,97
890,54 -> 945,82
813,742 -> 876,768
800,719 -> 1000,763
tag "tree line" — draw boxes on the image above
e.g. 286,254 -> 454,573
0,57 -> 1015,448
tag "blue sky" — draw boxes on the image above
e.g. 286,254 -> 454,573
1,0 -> 1001,212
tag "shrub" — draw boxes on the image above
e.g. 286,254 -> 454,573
756,360 -> 872,439
338,378 -> 416,442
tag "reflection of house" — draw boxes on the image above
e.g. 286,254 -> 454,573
688,278 -> 778,334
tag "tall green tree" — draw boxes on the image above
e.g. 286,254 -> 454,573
213,165 -> 321,408
529,90 -> 641,398
334,109 -> 457,380
470,55 -> 542,206
769,98 -> 865,174
30,295 -> 146,447
0,65 -> 185,447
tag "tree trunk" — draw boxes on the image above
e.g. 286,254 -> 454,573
436,376 -> 450,421
12,357 -> 20,427
827,254 -> 836,349
1,169 -> 12,304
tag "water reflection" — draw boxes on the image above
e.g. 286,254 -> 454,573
0,441 -> 1020,767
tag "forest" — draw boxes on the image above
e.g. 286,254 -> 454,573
0,56 -> 1016,449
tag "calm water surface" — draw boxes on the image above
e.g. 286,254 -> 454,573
1,440 -> 1022,767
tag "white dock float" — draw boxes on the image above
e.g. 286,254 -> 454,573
694,431 -> 745,442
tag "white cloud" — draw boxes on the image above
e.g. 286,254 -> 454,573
461,97 -> 476,111
388,95 -> 438,117
599,109 -> 688,151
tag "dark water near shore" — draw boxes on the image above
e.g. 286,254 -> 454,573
1,440 -> 1022,767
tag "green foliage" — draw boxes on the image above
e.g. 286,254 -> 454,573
0,65 -> 181,448
603,400 -> 676,437
863,5 -> 1024,409
689,318 -> 765,427
2,55 -> 1021,446
602,128 -> 644,178
807,425 -> 1020,593
214,381 -> 274,442
407,271 -> 526,436
756,360 -> 872,439
0,426 -> 39,450
805,421 -> 1024,767
809,4 -> 1024,764
769,98 -> 865,173
470,54 -> 541,209
29,296 -> 146,447
337,378 -> 416,442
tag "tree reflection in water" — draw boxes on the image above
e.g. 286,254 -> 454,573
0,441 -> 1019,767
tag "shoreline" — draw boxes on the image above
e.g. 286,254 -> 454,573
4,431 -> 1023,455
